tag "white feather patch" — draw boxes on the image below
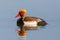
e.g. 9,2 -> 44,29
24,21 -> 37,27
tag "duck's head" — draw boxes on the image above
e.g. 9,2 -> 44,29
16,9 -> 27,18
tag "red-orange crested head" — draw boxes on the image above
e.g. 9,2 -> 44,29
15,9 -> 27,18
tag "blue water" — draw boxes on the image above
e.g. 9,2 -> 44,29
0,0 -> 60,40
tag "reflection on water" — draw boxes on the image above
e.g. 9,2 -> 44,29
20,36 -> 26,40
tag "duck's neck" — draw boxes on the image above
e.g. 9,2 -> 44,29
21,16 -> 26,20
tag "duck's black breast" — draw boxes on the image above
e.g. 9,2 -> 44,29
17,18 -> 24,27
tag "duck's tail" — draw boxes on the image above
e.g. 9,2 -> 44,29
37,20 -> 47,26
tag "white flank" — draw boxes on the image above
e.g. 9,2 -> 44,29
24,21 -> 37,27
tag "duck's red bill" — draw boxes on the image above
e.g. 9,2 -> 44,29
15,13 -> 20,18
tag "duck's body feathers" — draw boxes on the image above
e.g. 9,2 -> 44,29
17,16 -> 47,30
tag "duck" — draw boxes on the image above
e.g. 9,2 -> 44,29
15,9 -> 47,30
15,9 -> 47,36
